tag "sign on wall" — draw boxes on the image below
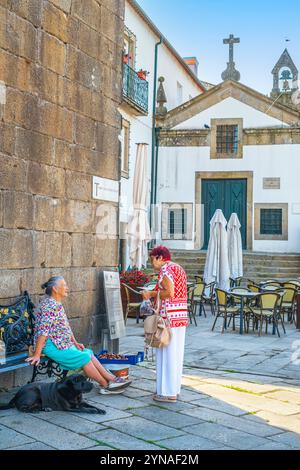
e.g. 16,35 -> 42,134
92,176 -> 119,202
103,271 -> 126,340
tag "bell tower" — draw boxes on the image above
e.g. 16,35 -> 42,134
271,49 -> 299,107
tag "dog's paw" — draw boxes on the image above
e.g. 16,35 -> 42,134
88,407 -> 106,414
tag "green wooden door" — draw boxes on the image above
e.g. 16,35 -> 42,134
202,179 -> 247,249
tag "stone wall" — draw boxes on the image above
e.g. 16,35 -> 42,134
0,0 -> 125,387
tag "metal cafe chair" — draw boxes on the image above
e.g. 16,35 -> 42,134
193,282 -> 206,317
279,287 -> 298,325
249,292 -> 283,337
200,281 -> 216,316
260,279 -> 281,287
187,285 -> 197,326
212,289 -> 240,334
121,283 -> 143,324
230,277 -> 243,288
283,281 -> 300,292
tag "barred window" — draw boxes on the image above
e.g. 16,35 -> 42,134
162,203 -> 193,240
260,209 -> 283,235
168,208 -> 187,237
216,125 -> 238,155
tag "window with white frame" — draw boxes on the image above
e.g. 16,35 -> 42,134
123,27 -> 136,69
121,119 -> 130,178
162,203 -> 193,240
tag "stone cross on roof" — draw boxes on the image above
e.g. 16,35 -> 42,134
221,34 -> 241,82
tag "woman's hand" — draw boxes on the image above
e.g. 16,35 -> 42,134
142,290 -> 152,300
74,342 -> 85,351
25,354 -> 41,366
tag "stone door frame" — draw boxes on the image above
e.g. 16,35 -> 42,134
195,171 -> 253,250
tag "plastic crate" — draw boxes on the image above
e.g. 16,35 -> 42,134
96,350 -> 144,365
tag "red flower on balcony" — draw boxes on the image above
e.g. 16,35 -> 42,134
137,69 -> 149,80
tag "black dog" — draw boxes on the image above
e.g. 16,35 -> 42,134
0,374 -> 105,414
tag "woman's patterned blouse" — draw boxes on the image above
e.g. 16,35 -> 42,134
34,296 -> 74,350
156,261 -> 188,328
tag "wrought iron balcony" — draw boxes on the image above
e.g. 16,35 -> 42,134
122,63 -> 149,115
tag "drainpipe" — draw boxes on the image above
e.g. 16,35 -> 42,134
150,37 -> 163,234
154,127 -> 160,208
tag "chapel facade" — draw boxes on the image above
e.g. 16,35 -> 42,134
155,38 -> 300,254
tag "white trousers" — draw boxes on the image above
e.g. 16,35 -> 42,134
156,327 -> 186,397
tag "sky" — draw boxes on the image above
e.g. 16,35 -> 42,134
137,0 -> 300,95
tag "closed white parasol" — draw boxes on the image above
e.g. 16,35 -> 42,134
203,209 -> 230,290
227,213 -> 243,280
127,144 -> 151,269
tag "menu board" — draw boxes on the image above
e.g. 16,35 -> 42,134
103,271 -> 126,340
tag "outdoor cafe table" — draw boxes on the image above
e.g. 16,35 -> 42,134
228,289 -> 260,335
228,288 -> 285,335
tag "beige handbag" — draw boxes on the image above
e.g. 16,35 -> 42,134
144,292 -> 172,349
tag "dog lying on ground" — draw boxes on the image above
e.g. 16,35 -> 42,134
0,374 -> 105,414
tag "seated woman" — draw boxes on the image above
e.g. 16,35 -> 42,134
26,276 -> 130,393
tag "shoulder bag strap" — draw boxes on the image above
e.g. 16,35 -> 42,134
154,290 -> 160,315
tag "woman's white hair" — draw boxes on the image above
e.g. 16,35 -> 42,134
41,276 -> 64,295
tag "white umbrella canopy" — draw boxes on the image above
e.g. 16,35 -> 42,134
227,213 -> 243,280
203,209 -> 230,290
127,144 -> 151,269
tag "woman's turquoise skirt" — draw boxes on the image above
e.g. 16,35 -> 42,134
43,339 -> 93,371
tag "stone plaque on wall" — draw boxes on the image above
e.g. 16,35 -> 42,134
263,178 -> 280,190
103,271 -> 126,340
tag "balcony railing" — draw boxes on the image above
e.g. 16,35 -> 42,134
122,63 -> 149,114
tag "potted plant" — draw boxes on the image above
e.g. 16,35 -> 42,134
137,69 -> 149,80
120,269 -> 151,318
120,269 -> 150,289
123,53 -> 132,64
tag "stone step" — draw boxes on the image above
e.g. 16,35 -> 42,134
173,258 -> 300,266
165,251 -> 300,283
172,255 -> 300,265
185,269 -> 300,278
172,260 -> 300,270
172,252 -> 300,259
172,262 -> 300,271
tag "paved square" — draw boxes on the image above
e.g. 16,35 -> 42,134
1,315 -> 300,450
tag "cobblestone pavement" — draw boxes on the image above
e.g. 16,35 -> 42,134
1,313 -> 300,450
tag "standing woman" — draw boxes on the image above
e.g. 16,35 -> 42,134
26,276 -> 130,393
142,246 -> 188,403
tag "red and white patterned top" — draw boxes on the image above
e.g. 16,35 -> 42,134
155,261 -> 188,328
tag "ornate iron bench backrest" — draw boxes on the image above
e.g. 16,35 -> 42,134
0,291 -> 35,357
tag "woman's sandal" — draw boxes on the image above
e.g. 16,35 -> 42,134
99,378 -> 132,394
108,377 -> 132,390
153,394 -> 177,403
